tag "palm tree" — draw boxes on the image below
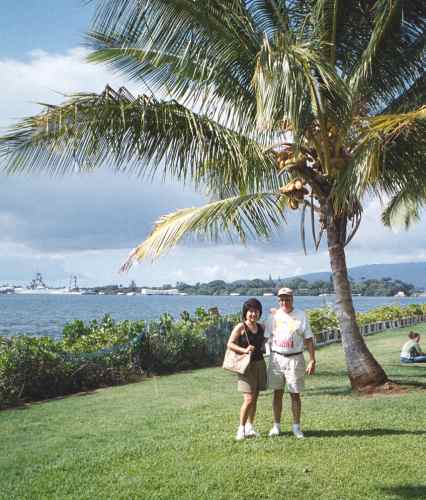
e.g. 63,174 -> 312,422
1,1 -> 425,390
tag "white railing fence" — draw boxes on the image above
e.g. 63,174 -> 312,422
314,314 -> 426,347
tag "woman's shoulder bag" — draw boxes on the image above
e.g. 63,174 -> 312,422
222,327 -> 251,374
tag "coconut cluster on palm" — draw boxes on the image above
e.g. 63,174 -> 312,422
1,1 -> 425,391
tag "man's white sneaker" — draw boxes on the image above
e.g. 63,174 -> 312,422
292,427 -> 304,439
245,426 -> 260,438
268,426 -> 281,437
235,427 -> 246,441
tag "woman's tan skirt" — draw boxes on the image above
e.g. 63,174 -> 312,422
237,359 -> 267,393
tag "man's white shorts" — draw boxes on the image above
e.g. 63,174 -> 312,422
268,352 -> 305,393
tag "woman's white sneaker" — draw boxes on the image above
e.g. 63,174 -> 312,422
235,426 -> 246,441
245,424 -> 260,438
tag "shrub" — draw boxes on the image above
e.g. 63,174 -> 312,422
0,321 -> 144,409
0,337 -> 74,407
140,310 -> 229,374
307,306 -> 338,334
62,314 -> 146,352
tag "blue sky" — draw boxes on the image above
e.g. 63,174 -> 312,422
1,2 -> 426,288
0,1 -> 94,58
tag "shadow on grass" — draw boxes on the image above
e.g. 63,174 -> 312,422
387,363 -> 426,369
314,370 -> 348,378
392,376 -> 426,389
3,390 -> 98,412
389,372 -> 426,378
306,428 -> 426,439
298,376 -> 426,398
380,484 -> 426,498
34,390 -> 98,404
307,385 -> 353,396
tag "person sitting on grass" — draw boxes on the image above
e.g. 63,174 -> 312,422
400,331 -> 426,363
227,298 -> 267,441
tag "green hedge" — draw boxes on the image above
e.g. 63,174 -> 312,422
306,303 -> 426,332
0,334 -> 139,409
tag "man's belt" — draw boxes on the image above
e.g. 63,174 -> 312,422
272,350 -> 303,357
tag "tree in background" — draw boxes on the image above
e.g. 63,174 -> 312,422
1,1 -> 425,390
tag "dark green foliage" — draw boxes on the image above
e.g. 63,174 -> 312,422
308,306 -> 339,334
0,315 -> 147,409
140,311 -> 232,373
175,276 -> 415,296
0,335 -> 136,409
308,304 -> 426,335
62,313 -> 146,352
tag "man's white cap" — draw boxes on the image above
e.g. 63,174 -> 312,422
277,287 -> 293,296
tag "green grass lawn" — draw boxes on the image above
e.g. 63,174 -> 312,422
1,326 -> 426,500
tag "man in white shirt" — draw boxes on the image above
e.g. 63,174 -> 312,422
265,287 -> 316,438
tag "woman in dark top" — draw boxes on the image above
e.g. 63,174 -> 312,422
227,298 -> 267,441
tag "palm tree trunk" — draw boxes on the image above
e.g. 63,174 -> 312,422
326,216 -> 388,390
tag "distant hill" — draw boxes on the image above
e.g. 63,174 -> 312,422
295,262 -> 426,289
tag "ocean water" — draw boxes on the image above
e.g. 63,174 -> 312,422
1,294 -> 426,339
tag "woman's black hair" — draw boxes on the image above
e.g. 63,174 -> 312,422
242,298 -> 262,320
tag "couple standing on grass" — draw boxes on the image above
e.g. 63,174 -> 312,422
227,288 -> 316,441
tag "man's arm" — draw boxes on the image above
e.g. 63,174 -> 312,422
304,338 -> 316,375
302,312 -> 316,374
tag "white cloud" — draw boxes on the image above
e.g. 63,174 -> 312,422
0,47 -> 139,128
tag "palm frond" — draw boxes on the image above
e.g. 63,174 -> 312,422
357,107 -> 426,148
349,0 -> 402,97
87,30 -> 258,134
246,1 -> 290,36
382,72 -> 426,114
87,0 -> 262,130
334,107 -> 426,205
252,33 -> 351,143
311,0 -> 340,63
91,0 -> 255,48
382,189 -> 425,229
348,0 -> 426,113
120,192 -> 286,269
0,86 -> 278,193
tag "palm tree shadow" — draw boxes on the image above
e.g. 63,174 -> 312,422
306,428 -> 426,438
2,390 -> 98,412
380,485 -> 426,498
307,385 -> 353,396
395,380 -> 426,389
315,370 -> 348,378
307,376 -> 426,396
